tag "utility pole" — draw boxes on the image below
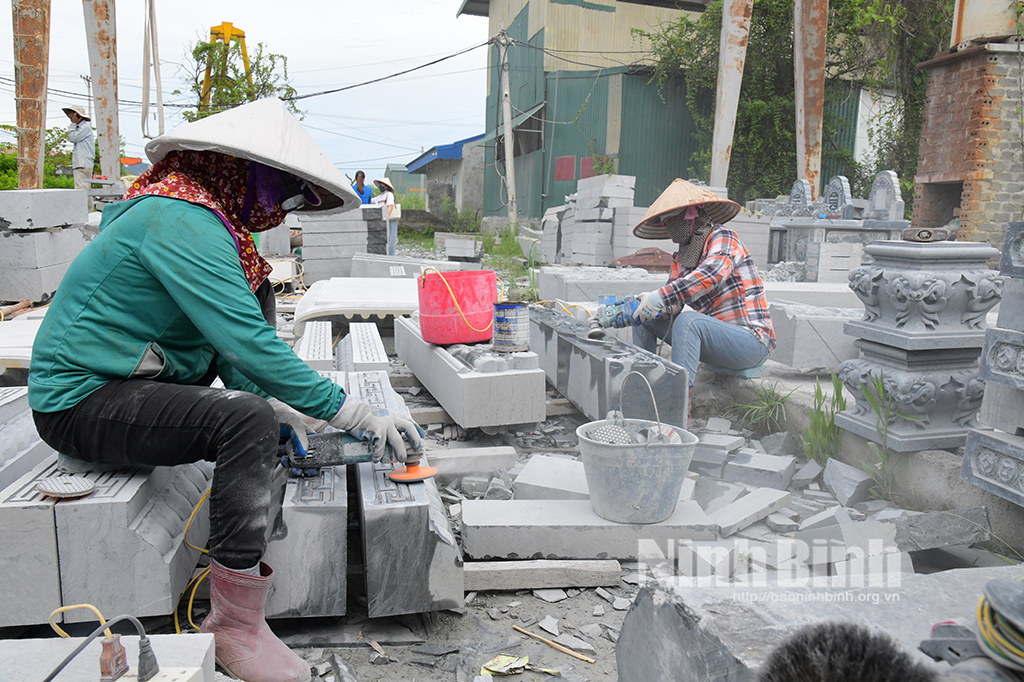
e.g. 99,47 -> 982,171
80,74 -> 92,120
497,29 -> 518,229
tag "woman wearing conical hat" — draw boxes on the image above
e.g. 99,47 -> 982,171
630,179 -> 775,388
28,99 -> 422,682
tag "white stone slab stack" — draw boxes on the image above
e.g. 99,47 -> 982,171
566,175 -> 634,266
0,189 -> 91,302
298,205 -> 385,283
294,320 -> 334,371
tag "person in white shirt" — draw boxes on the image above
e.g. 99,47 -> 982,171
371,177 -> 398,255
62,105 -> 95,191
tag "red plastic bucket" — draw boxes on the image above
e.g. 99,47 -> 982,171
417,269 -> 497,345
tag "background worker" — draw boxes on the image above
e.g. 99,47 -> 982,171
28,99 -> 420,682
629,179 -> 775,387
62,104 -> 94,191
371,177 -> 398,255
352,169 -> 372,204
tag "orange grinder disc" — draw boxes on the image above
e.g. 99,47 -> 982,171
388,461 -> 437,482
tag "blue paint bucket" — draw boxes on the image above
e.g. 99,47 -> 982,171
492,301 -> 530,352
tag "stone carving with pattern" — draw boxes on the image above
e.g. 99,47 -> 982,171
963,429 -> 1024,508
999,222 -> 1024,278
824,175 -> 852,214
979,327 -> 1024,392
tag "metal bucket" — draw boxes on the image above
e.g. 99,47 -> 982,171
577,418 -> 697,524
492,301 -> 530,352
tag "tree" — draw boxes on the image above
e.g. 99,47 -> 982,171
634,0 -> 953,212
176,38 -> 301,121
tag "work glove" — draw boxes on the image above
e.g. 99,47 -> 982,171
632,290 -> 665,324
328,396 -> 424,463
267,398 -> 319,477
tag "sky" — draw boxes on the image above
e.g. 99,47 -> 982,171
0,0 -> 491,182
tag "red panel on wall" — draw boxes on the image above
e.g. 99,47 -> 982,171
554,155 -> 576,181
579,156 -> 595,180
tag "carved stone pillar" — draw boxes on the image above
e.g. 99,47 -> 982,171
836,240 -> 1002,452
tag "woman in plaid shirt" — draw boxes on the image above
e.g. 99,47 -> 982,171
630,179 -> 775,386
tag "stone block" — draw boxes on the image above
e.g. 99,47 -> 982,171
0,261 -> 73,303
880,506 -> 991,552
349,252 -> 465,278
396,317 -> 546,429
1000,221 -> 1024,278
335,322 -> 389,372
0,386 -> 28,423
979,326 -> 1024,392
537,265 -> 665,302
804,242 -> 864,284
615,564 -> 1024,681
461,499 -> 717,560
722,452 -> 796,489
978,381 -> 1024,434
799,505 -> 852,530
0,188 -> 89,230
516,454 -> 698,506
350,370 -> 463,617
422,445 -> 518,483
298,257 -> 351,284
530,305 -> 688,428
515,455 -> 589,500
294,320 -> 334,371
0,407 -> 56,492
766,513 -> 799,532
760,432 -> 797,455
0,633 -> 214,682
0,458 -> 61,628
996,276 -> 1024,333
54,461 -> 214,622
706,488 -> 791,536
263,464 -> 348,618
0,317 -> 40,372
963,427 -> 1024,506
693,479 -> 748,515
822,459 -> 875,506
463,559 -> 621,591
790,459 -> 823,489
293,278 -> 419,337
768,300 -> 862,368
0,226 -> 91,269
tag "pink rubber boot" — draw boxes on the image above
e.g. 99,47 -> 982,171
200,560 -> 310,682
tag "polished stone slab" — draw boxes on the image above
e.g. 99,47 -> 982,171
0,226 -> 92,268
335,322 -> 389,372
0,188 -> 89,230
350,370 -> 463,617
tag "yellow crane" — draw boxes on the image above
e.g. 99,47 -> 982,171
198,22 -> 254,113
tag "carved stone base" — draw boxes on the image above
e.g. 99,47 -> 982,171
962,428 -> 1024,507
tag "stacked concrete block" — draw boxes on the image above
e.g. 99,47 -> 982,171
568,176 -> 634,266
0,386 -> 55,491
0,457 -> 213,627
837,240 -> 1001,451
540,206 -> 566,264
298,205 -> 382,283
0,189 -> 91,302
335,322 -> 389,372
769,300 -> 862,369
346,369 -> 463,617
529,305 -> 688,428
0,316 -> 42,373
964,222 -> 1024,506
612,206 -> 674,260
395,315 -> 546,429
294,320 -> 334,371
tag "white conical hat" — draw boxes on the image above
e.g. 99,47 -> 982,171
145,98 -> 359,214
633,179 -> 740,240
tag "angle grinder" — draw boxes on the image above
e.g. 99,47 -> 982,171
587,294 -> 665,339
283,430 -> 437,482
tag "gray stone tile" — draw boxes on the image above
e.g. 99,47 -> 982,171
722,452 -> 796,489
790,459 -> 823,490
822,459 -> 875,506
706,488 -> 791,537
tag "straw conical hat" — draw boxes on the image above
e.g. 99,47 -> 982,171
374,178 -> 395,193
634,179 -> 741,240
145,98 -> 359,215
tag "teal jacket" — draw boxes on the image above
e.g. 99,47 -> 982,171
28,196 -> 344,419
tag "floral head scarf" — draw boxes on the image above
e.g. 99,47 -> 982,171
124,150 -> 288,292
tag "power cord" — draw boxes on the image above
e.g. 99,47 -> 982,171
42,614 -> 159,682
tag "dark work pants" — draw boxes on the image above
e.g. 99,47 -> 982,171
32,281 -> 281,569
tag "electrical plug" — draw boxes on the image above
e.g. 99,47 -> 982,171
99,634 -> 129,682
136,636 -> 160,682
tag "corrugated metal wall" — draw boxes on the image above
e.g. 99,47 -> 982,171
542,68 -> 611,213
617,74 -> 699,208
820,82 -> 860,194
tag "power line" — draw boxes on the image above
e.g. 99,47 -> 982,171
286,40 -> 491,102
302,123 -> 420,152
